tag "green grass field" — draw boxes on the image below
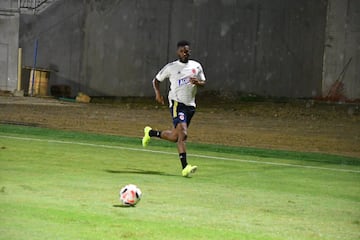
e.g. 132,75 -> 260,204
0,124 -> 359,240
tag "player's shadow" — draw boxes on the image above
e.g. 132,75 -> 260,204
105,168 -> 175,177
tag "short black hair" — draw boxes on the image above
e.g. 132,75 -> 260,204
177,40 -> 190,48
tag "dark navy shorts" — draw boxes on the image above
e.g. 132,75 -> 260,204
169,100 -> 196,127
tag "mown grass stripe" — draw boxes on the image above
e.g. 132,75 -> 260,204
1,135 -> 359,174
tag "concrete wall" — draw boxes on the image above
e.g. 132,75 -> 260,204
81,0 -> 170,96
19,0 -> 85,96
0,0 -> 19,92
16,0 -> 358,99
323,0 -> 360,99
81,0 -> 327,98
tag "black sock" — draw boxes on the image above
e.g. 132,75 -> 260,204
149,130 -> 161,138
179,152 -> 187,169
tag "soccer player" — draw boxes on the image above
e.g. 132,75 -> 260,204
142,40 -> 206,177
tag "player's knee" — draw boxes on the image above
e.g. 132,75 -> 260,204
178,130 -> 187,142
183,132 -> 188,141
175,124 -> 188,142
170,131 -> 179,143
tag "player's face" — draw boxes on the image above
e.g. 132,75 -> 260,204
177,45 -> 191,63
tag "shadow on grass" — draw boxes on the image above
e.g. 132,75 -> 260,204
105,168 -> 176,176
112,204 -> 137,208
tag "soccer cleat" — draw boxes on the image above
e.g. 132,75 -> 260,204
182,164 -> 197,177
142,126 -> 152,147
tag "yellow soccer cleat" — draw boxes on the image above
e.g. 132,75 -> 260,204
142,126 -> 152,147
182,164 -> 197,177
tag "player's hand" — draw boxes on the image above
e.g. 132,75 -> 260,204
155,94 -> 164,105
189,77 -> 198,85
190,77 -> 205,86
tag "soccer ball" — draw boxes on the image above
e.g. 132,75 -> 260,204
119,184 -> 142,206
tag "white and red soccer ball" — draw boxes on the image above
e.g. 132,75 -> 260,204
119,184 -> 142,206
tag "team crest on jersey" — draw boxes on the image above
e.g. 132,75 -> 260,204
178,112 -> 185,121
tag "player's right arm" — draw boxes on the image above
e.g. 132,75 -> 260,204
152,78 -> 164,105
154,63 -> 172,105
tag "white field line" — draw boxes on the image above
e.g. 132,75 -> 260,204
1,135 -> 359,174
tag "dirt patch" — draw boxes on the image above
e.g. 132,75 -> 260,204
1,96 -> 359,158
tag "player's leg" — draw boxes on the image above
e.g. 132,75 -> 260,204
176,106 -> 197,177
142,101 -> 197,176
142,101 -> 179,146
176,121 -> 188,167
159,129 -> 178,142
146,122 -> 189,164
175,121 -> 196,176
142,125 -> 180,147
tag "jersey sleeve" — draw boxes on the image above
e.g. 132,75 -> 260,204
197,63 -> 206,81
155,63 -> 170,82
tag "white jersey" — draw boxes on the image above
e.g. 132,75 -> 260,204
155,60 -> 206,107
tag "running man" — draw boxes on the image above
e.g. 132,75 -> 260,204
142,40 -> 206,177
